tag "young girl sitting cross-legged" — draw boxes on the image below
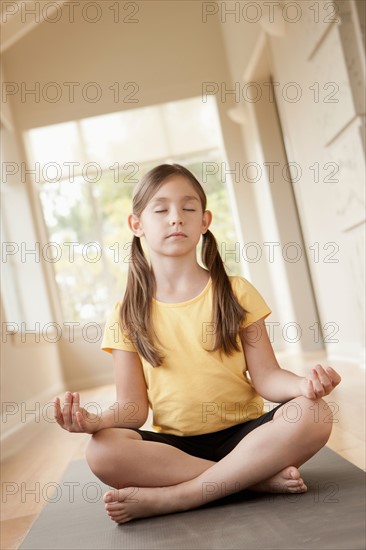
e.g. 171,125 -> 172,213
54,163 -> 341,524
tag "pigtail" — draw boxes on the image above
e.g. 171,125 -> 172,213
119,236 -> 164,367
202,230 -> 246,354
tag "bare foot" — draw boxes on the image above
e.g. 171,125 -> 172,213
250,466 -> 307,494
103,467 -> 307,524
103,486 -> 188,524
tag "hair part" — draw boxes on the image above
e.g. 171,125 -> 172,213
120,163 -> 247,366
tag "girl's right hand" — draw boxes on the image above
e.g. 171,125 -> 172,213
54,392 -> 100,434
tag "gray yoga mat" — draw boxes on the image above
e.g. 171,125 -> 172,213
20,446 -> 365,550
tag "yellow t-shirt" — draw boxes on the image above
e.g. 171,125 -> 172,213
100,275 -> 271,436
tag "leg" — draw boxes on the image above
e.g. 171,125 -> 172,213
86,427 -> 215,488
104,397 -> 333,523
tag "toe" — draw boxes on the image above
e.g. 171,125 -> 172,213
105,502 -> 123,511
118,516 -> 131,524
111,513 -> 130,524
285,480 -> 302,488
295,482 -> 307,493
287,467 -> 301,480
103,490 -> 117,503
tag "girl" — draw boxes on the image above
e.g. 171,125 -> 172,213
54,163 -> 341,524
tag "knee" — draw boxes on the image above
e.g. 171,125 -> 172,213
285,396 -> 333,445
85,428 -> 117,478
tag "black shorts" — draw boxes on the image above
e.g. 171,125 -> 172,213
133,402 -> 286,462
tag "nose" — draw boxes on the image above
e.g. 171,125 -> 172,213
168,209 -> 183,226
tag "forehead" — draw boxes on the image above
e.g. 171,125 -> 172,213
151,175 -> 200,201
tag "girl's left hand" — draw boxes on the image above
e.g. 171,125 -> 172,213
300,364 -> 341,399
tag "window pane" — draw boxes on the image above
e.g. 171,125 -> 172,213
183,156 -> 240,276
80,107 -> 168,166
24,122 -> 83,181
27,97 -> 242,324
40,176 -> 109,321
162,97 -> 223,155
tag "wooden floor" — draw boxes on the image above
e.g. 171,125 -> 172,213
1,353 -> 365,550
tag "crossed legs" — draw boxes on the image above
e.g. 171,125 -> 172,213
86,396 -> 333,523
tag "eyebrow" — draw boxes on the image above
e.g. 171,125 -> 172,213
150,195 -> 200,204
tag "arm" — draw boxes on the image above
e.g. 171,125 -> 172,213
54,349 -> 149,433
240,318 -> 341,402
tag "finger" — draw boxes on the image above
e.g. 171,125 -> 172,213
73,393 -> 89,427
62,392 -> 73,428
75,411 -> 87,432
326,366 -> 342,387
306,379 -> 316,399
72,392 -> 81,418
54,397 -> 64,426
310,369 -> 325,397
313,365 -> 333,393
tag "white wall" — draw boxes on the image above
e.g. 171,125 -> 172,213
1,117 -> 65,459
268,0 -> 365,365
216,0 -> 365,365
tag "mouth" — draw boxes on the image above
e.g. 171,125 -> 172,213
166,232 -> 187,238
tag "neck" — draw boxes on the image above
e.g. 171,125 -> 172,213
149,252 -> 208,294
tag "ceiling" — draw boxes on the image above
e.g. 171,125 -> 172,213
1,0 -> 66,53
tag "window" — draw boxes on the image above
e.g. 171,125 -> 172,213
23,97 -> 242,323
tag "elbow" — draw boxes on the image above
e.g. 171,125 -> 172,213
135,405 -> 149,428
118,400 -> 149,429
251,380 -> 272,402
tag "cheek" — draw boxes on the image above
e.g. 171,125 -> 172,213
145,223 -> 162,239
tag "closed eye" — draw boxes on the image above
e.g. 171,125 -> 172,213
154,209 -> 195,213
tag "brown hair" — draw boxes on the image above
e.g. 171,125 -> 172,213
119,163 -> 247,366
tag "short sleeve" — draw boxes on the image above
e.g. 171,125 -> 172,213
230,276 -> 271,329
100,302 -> 137,354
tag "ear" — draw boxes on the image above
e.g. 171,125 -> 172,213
201,210 -> 212,234
128,214 -> 144,237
